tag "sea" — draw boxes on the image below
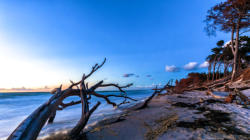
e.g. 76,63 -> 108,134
0,90 -> 153,139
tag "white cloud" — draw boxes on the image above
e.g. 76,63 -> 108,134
184,62 -> 198,70
165,65 -> 178,72
199,61 -> 209,68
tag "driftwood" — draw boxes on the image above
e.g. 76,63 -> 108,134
7,86 -> 66,140
136,81 -> 172,110
136,89 -> 158,110
8,58 -> 137,140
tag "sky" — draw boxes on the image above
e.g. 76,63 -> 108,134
0,0 -> 231,91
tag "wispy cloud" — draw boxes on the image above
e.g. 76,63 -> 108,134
11,87 -> 32,91
199,61 -> 209,68
183,62 -> 198,70
123,73 -> 135,78
165,65 -> 179,72
0,86 -> 52,92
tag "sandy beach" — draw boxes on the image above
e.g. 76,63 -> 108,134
42,91 -> 250,140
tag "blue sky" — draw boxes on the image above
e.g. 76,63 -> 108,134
0,0 -> 230,90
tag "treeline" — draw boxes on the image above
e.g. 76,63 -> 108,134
207,36 -> 250,81
174,0 -> 249,93
174,36 -> 249,93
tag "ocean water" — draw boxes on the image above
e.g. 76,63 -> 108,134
0,90 -> 153,139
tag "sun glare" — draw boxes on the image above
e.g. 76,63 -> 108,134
0,44 -> 70,90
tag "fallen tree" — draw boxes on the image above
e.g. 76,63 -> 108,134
7,58 -> 137,140
136,81 -> 173,110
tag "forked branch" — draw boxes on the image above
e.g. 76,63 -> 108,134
68,58 -> 106,89
100,83 -> 133,93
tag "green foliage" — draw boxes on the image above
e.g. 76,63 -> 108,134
239,36 -> 250,68
204,0 -> 249,36
206,36 -> 249,79
216,40 -> 224,47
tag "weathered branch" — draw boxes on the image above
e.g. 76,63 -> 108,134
136,83 -> 172,110
8,58 -> 136,140
88,81 -> 104,92
68,58 -> 106,89
100,83 -> 133,93
56,82 -> 136,108
88,83 -> 137,107
48,111 -> 56,124
105,94 -> 137,101
239,29 -> 250,35
50,84 -> 62,94
8,87 -> 65,140
91,91 -> 117,107
69,102 -> 101,139
59,100 -> 82,109
136,89 -> 158,110
85,58 -> 106,79
69,75 -> 91,138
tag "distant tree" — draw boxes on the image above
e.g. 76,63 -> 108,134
207,42 -> 223,81
222,45 -> 234,76
206,36 -> 249,80
175,79 -> 179,86
205,0 -> 249,81
206,54 -> 214,81
238,36 -> 250,68
206,57 -> 212,81
215,40 -> 224,79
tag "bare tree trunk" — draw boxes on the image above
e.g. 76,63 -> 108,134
48,111 -> 56,124
69,102 -> 100,139
207,62 -> 211,81
7,88 -> 64,140
216,64 -> 220,80
216,55 -> 223,79
69,76 -> 101,139
136,91 -> 157,110
231,19 -> 240,81
212,57 -> 217,81
216,62 -> 222,79
223,60 -> 228,77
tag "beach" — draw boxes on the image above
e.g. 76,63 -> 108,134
42,90 -> 250,140
1,0 -> 249,140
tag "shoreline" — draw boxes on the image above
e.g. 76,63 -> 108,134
0,90 -> 153,140
38,97 -> 147,140
41,91 -> 250,140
